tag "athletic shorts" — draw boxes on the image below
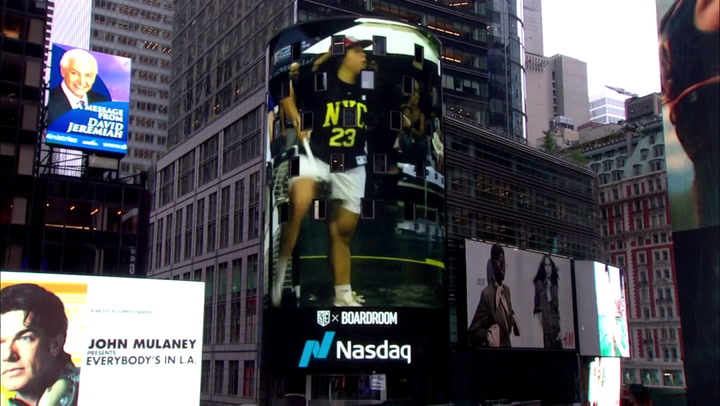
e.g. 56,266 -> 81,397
291,154 -> 366,214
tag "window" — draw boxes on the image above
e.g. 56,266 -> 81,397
200,135 -> 219,186
649,160 -> 664,171
641,288 -> 649,300
245,254 -> 258,343
178,151 -> 195,196
243,360 -> 255,397
184,204 -> 193,260
155,218 -> 163,269
203,266 -> 214,344
667,306 -> 674,318
248,172 -> 260,239
195,199 -> 205,256
659,307 -> 666,318
174,208 -> 182,263
643,307 -> 650,319
207,193 -> 217,252
229,360 -> 239,395
233,180 -> 245,244
230,259 -> 243,343
220,187 -> 231,248
216,262 -> 227,344
638,252 -> 646,264
163,214 -> 172,266
159,164 -> 175,206
201,360 -> 210,393
214,360 -> 224,394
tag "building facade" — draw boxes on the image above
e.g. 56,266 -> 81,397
578,94 -> 685,390
1,0 -> 51,269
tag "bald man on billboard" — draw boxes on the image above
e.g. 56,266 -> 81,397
47,48 -> 110,125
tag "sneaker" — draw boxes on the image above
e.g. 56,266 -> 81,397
333,291 -> 365,307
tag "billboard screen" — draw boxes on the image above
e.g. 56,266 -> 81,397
575,261 -> 629,357
45,44 -> 131,155
262,17 -> 445,370
1,271 -> 203,406
656,0 -> 719,402
464,240 -> 575,350
588,357 -> 621,406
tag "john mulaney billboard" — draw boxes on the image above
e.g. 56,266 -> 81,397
262,17 -> 446,371
45,44 -> 131,155
0,271 -> 203,406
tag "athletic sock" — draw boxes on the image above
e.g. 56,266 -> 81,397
334,284 -> 352,301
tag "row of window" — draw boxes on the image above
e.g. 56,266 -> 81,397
200,359 -> 255,397
129,115 -> 168,130
448,207 -> 598,260
623,368 -> 684,387
152,173 -> 261,267
160,109 -> 262,206
637,249 -> 671,265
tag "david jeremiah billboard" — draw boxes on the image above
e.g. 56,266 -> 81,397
0,271 -> 203,406
45,44 -> 131,155
262,18 -> 446,371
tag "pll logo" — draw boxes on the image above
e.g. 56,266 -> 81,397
316,310 -> 339,327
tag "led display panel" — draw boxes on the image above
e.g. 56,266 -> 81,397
262,17 -> 446,371
588,357 -> 621,406
45,44 -> 131,155
575,261 -> 630,357
0,271 -> 203,405
465,239 -> 576,349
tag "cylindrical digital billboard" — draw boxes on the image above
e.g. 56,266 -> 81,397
45,44 -> 131,156
263,18 -> 445,371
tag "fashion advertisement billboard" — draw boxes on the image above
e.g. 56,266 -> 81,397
45,44 -> 131,155
575,261 -> 629,357
262,18 -> 446,371
464,240 -> 576,350
656,1 -> 719,402
1,271 -> 203,406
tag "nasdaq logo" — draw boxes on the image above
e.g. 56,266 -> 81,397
298,331 -> 335,367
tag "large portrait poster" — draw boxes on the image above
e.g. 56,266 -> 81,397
45,44 -> 131,155
465,240 -> 575,349
1,272 -> 203,406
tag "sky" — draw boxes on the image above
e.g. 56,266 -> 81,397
541,0 -> 663,99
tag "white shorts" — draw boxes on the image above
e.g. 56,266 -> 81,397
291,154 -> 366,214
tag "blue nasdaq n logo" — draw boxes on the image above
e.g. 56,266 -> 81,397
298,331 -> 335,367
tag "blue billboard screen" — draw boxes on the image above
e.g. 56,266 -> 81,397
45,44 -> 131,155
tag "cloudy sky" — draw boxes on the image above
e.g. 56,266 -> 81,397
542,0 -> 663,99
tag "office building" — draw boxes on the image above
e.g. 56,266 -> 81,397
526,53 -> 591,148
48,0 -> 174,175
575,94 -> 685,390
589,87 -> 633,124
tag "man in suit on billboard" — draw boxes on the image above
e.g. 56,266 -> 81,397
47,48 -> 110,126
1,284 -> 79,406
468,244 -> 520,348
